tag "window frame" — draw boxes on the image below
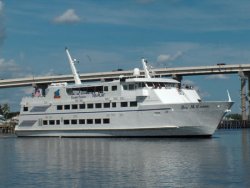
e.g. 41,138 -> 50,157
103,118 -> 110,124
112,85 -> 117,91
64,105 -> 70,110
72,104 -> 78,110
121,102 -> 128,107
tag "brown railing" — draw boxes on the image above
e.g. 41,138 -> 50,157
0,122 -> 16,134
218,120 -> 250,129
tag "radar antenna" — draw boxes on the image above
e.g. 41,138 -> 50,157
65,48 -> 82,85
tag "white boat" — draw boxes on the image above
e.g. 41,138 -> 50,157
0,115 -> 6,126
15,49 -> 233,137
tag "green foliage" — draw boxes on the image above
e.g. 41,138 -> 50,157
225,113 -> 242,121
0,103 -> 19,119
0,103 -> 10,119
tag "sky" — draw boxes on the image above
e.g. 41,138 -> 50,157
0,0 -> 250,113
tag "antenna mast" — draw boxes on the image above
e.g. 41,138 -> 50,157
142,58 -> 151,78
65,48 -> 82,85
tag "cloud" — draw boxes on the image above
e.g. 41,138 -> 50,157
182,79 -> 195,86
157,51 -> 183,63
0,58 -> 22,78
182,79 -> 210,98
0,58 -> 19,71
0,1 -> 3,13
155,51 -> 183,67
206,74 -> 230,80
0,0 -> 5,46
157,54 -> 171,63
53,9 -> 81,24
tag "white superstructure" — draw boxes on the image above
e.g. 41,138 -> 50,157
15,49 -> 233,137
0,115 -> 6,126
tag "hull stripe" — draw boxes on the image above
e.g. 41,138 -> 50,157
20,107 -> 173,116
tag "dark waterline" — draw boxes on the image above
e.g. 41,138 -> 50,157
0,129 -> 250,188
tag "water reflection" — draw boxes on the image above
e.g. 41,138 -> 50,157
0,130 -> 250,187
242,129 -> 250,162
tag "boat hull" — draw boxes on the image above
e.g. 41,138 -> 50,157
15,127 -> 212,137
15,101 -> 233,137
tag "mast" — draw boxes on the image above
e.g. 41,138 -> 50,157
142,58 -> 151,78
65,48 -> 82,85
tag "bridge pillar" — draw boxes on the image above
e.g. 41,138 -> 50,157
247,72 -> 250,120
172,74 -> 182,88
239,71 -> 247,120
33,83 -> 48,97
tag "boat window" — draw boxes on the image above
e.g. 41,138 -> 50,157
112,85 -> 117,91
104,86 -> 108,91
79,119 -> 85,124
87,119 -> 93,124
71,119 -> 77,124
85,86 -> 103,93
49,120 -> 55,125
23,106 -> 28,112
112,102 -> 116,108
57,105 -> 63,110
64,105 -> 70,110
129,84 -> 134,90
67,86 -> 103,95
123,85 -> 128,90
134,83 -> 138,89
121,102 -> 128,107
56,120 -> 60,125
79,104 -> 85,109
146,82 -> 153,87
66,88 -> 73,95
87,103 -> 94,109
95,119 -> 101,124
64,120 -> 70,125
72,104 -> 78,110
103,118 -> 110,124
165,83 -> 173,88
138,82 -> 146,88
95,103 -> 102,108
104,103 -> 110,108
43,120 -> 48,125
154,83 -> 159,88
160,83 -> 165,87
167,83 -> 176,88
130,101 -> 137,107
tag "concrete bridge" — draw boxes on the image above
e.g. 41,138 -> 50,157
1,63 -> 250,119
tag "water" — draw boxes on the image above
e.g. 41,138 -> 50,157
0,130 -> 250,188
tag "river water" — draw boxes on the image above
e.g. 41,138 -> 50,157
0,129 -> 250,188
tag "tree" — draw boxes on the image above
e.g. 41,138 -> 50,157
1,103 -> 10,119
225,113 -> 242,121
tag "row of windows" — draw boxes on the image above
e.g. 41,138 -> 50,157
66,85 -> 118,95
57,101 -> 137,110
43,118 -> 110,125
123,83 -> 177,90
66,82 -> 177,95
23,101 -> 138,112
